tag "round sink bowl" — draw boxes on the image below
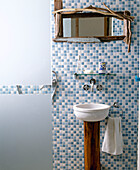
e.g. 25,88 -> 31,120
73,103 -> 110,122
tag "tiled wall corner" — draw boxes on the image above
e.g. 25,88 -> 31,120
51,0 -> 139,169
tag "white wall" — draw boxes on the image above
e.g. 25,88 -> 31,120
0,0 -> 51,85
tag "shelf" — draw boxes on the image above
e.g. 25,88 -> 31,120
53,36 -> 125,43
75,73 -> 116,76
73,73 -> 116,79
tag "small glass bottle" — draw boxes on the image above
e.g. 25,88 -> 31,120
76,55 -> 81,73
99,62 -> 107,74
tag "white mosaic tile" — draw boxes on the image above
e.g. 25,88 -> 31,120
51,0 -> 139,169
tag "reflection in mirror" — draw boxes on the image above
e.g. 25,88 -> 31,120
63,17 -> 124,37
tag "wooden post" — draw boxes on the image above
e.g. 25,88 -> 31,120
75,18 -> 79,37
84,121 -> 101,170
54,0 -> 63,38
123,11 -> 131,52
54,0 -> 63,11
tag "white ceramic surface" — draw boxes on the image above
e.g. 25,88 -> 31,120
73,103 -> 110,122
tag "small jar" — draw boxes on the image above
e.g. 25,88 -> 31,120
99,62 -> 107,74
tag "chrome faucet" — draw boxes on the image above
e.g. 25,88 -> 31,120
90,78 -> 96,92
96,84 -> 103,92
83,84 -> 90,91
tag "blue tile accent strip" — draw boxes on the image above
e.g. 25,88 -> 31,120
0,85 -> 54,94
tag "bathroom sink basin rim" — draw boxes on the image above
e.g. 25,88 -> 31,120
73,103 -> 110,122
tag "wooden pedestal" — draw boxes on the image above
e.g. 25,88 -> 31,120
84,121 -> 101,170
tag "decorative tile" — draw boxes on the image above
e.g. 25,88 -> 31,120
51,0 -> 139,169
0,0 -> 139,169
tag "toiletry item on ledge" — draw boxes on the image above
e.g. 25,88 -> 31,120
102,117 -> 123,155
84,69 -> 95,74
99,62 -> 107,74
76,55 -> 81,73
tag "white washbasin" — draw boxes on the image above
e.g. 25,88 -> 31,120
73,103 -> 110,122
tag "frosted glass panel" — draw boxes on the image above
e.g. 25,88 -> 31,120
0,95 -> 52,170
0,0 -> 51,85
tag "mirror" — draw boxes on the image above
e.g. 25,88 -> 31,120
63,17 -> 113,37
53,3 -> 134,52
53,12 -> 126,43
63,17 -> 123,37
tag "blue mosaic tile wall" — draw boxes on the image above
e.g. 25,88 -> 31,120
0,85 -> 53,94
51,0 -> 140,169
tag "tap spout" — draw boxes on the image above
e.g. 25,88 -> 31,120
90,78 -> 96,92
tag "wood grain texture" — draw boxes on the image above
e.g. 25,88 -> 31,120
128,20 -> 131,52
53,8 -> 123,20
55,13 -> 63,38
54,0 -> 63,11
53,36 -> 125,43
123,11 -> 131,52
53,3 -> 132,53
104,17 -> 108,36
75,18 -> 79,37
53,7 -> 134,21
54,0 -> 63,38
84,5 -> 109,12
84,121 -> 101,170
103,3 -> 133,21
62,12 -> 124,18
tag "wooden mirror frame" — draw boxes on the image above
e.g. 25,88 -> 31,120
53,1 -> 134,52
